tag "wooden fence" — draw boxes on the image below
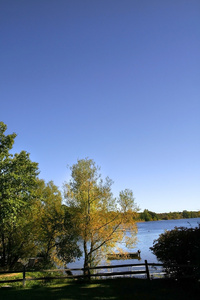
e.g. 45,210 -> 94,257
0,260 -> 166,286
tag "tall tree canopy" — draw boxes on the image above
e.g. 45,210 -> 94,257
0,122 -> 39,217
64,158 -> 138,276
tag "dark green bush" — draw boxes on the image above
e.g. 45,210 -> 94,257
150,225 -> 200,279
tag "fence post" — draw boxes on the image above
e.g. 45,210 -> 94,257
23,266 -> 26,287
145,260 -> 150,280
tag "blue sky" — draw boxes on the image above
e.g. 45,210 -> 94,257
1,0 -> 200,213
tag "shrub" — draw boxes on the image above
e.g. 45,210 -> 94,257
150,225 -> 200,280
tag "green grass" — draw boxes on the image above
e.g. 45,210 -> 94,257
0,270 -> 65,288
0,278 -> 199,300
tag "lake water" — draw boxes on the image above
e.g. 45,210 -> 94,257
136,217 -> 200,263
68,218 -> 200,270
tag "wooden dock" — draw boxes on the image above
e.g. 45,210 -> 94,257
107,250 -> 141,260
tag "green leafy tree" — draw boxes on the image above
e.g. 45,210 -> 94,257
150,226 -> 200,279
0,122 -> 39,268
182,210 -> 191,219
140,209 -> 158,221
64,158 -> 138,277
0,122 -> 81,269
35,179 -> 81,268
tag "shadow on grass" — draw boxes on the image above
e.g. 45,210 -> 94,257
0,278 -> 199,300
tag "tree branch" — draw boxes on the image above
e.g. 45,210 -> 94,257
94,213 -> 120,233
89,222 -> 122,255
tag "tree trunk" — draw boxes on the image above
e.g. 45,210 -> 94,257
83,240 -> 91,280
1,232 -> 6,267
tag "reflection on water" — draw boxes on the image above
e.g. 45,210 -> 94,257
68,218 -> 200,269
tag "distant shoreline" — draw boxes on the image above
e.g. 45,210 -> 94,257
136,210 -> 200,222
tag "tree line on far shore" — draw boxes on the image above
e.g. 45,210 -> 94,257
137,209 -> 200,222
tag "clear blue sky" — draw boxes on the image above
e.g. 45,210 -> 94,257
1,0 -> 199,213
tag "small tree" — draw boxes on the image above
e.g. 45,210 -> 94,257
35,179 -> 81,268
150,226 -> 200,279
64,158 -> 138,277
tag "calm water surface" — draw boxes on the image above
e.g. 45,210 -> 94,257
136,217 -> 200,263
68,218 -> 200,269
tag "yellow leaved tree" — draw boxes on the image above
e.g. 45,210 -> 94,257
63,158 -> 138,277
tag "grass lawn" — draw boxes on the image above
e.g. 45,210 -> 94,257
0,278 -> 199,300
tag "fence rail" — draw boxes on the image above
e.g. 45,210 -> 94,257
0,260 -> 167,286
